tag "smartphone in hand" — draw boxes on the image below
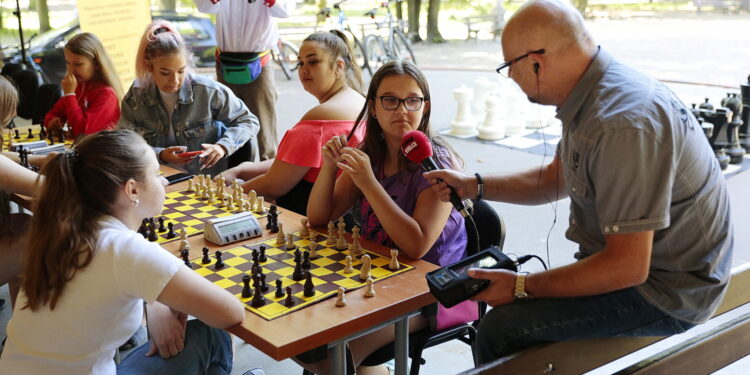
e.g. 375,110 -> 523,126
176,150 -> 202,158
165,173 -> 193,185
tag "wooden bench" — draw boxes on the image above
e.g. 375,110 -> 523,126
463,15 -> 503,41
460,265 -> 750,374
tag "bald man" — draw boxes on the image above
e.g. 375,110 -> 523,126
426,0 -> 733,363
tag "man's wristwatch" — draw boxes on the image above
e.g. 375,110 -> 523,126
514,272 -> 531,300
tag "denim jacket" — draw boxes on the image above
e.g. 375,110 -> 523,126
118,73 -> 259,176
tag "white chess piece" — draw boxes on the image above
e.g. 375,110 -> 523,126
449,85 -> 477,136
300,218 -> 310,238
364,277 -> 375,298
389,249 -> 400,270
326,221 -> 336,245
309,241 -> 319,259
478,92 -> 506,140
343,255 -> 354,273
336,221 -> 347,250
472,77 -> 496,123
359,254 -> 371,281
505,85 -> 526,136
276,223 -> 285,246
286,233 -> 295,249
335,287 -> 347,307
187,179 -> 194,192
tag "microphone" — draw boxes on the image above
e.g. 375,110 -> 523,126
401,130 -> 470,217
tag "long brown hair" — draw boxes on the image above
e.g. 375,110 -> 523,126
65,32 -> 124,99
348,60 -> 460,173
22,129 -> 150,311
303,30 -> 365,95
0,75 -> 19,239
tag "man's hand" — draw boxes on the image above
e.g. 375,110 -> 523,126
145,303 -> 188,358
61,71 -> 77,95
199,143 -> 227,170
424,170 -> 477,202
468,268 -> 517,307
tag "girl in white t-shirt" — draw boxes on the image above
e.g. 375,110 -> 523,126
0,129 -> 246,374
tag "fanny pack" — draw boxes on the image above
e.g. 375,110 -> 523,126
217,50 -> 271,85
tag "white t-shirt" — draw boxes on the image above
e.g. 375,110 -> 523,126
159,89 -> 179,145
0,216 -> 183,375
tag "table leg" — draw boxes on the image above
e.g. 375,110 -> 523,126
331,341 -> 346,375
394,317 -> 409,375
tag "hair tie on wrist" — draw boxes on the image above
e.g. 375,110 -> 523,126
154,27 -> 170,36
65,149 -> 79,164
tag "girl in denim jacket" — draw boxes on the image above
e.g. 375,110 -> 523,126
119,20 -> 259,176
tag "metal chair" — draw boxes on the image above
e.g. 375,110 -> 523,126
359,199 -> 506,374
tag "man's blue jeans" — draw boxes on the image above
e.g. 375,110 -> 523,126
117,320 -> 233,375
476,287 -> 695,364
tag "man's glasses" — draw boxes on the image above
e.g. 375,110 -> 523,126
496,49 -> 546,78
379,96 -> 426,111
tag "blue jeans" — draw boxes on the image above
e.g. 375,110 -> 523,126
117,320 -> 233,375
475,287 -> 695,364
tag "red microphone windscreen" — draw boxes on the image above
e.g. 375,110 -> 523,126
401,130 -> 433,164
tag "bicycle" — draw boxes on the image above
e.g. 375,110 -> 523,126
362,0 -> 416,72
316,0 -> 372,76
272,38 -> 300,81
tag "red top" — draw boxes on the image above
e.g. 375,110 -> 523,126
44,80 -> 120,137
275,120 -> 366,183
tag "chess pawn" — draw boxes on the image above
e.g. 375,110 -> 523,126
472,76 -> 496,123
449,85 -> 476,136
336,220 -> 347,250
359,254 -> 371,281
300,218 -> 310,238
309,241 -> 319,259
343,255 -> 354,273
228,195 -> 237,211
286,233 -> 295,250
247,190 -> 257,206
477,92 -> 506,141
187,179 -> 194,192
255,196 -> 265,213
364,277 -> 375,298
350,226 -> 362,256
389,249 -> 401,270
326,221 -> 336,245
275,223 -> 285,246
335,287 -> 347,307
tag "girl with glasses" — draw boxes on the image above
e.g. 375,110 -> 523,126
302,60 -> 468,375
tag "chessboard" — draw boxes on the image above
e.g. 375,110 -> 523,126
145,188 -> 272,244
3,125 -> 73,149
190,230 -> 414,320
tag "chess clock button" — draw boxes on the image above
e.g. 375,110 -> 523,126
239,232 -> 245,238
224,236 -> 229,242
246,231 -> 252,237
233,234 -> 237,241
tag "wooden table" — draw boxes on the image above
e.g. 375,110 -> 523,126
162,178 -> 439,375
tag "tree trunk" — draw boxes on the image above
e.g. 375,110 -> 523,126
395,0 -> 403,20
574,0 -> 588,16
407,0 -> 422,43
426,0 -> 443,43
161,0 -> 177,12
37,0 -> 50,33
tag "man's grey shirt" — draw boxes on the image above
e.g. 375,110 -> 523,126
556,47 -> 733,323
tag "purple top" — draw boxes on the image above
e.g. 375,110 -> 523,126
359,146 -> 467,267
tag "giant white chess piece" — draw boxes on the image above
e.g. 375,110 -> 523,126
473,77 -> 496,123
449,85 -> 477,136
504,85 -> 526,136
478,92 -> 506,140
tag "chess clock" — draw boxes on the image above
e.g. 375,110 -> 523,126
425,246 -> 517,308
204,212 -> 263,246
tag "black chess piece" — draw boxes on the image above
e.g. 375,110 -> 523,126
252,249 -> 259,263
138,219 -> 149,239
166,222 -> 176,239
214,251 -> 225,269
27,128 -> 32,139
252,273 -> 260,289
38,124 -> 46,139
201,247 -> 210,264
242,275 -> 252,298
275,279 -> 284,298
294,248 -> 301,264
260,273 -> 269,292
147,221 -> 158,242
303,273 -> 315,297
292,262 -> 304,281
180,249 -> 192,269
158,217 -> 167,232
259,245 -> 267,262
14,129 -> 19,139
284,286 -> 295,307
301,251 -> 311,270
251,285 -> 265,307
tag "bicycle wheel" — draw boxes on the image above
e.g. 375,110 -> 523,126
348,32 -> 372,76
364,35 -> 386,73
392,29 -> 416,64
278,40 -> 300,80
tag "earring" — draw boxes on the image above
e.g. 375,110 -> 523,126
132,198 -> 140,207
